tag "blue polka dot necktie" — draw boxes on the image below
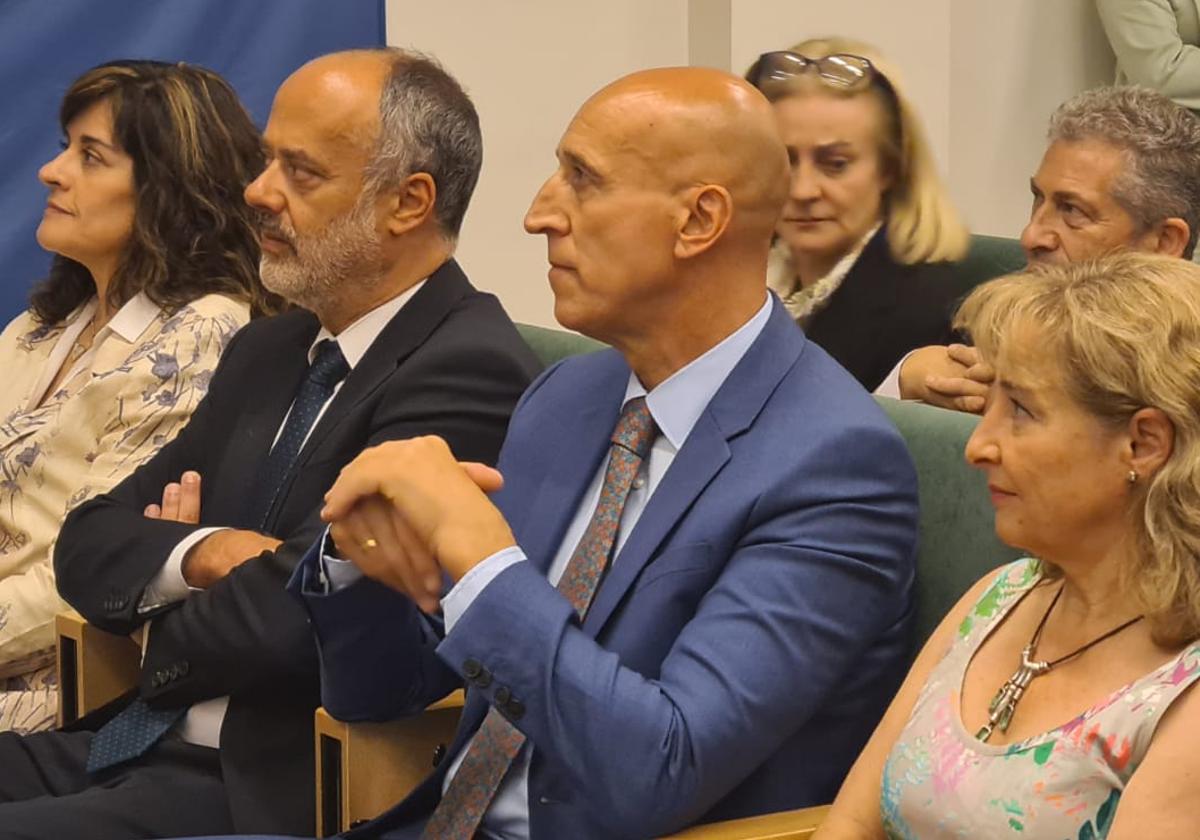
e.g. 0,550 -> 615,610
249,338 -> 350,529
421,397 -> 657,840
86,696 -> 186,774
86,339 -> 351,774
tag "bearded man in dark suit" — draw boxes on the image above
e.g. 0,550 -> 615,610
0,48 -> 540,840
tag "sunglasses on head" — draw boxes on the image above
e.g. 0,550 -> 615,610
750,51 -> 878,96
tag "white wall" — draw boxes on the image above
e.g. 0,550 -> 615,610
731,0 -> 1113,235
948,3 -> 1115,235
729,0 -> 954,193
387,0 -> 689,327
386,0 -> 1114,326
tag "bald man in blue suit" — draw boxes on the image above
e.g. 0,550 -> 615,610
212,66 -> 919,840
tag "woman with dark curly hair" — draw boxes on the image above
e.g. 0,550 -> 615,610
0,60 -> 278,732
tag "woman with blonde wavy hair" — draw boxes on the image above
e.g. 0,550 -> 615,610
746,37 -> 971,390
817,251 -> 1200,839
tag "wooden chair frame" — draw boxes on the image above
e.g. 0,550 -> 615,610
55,615 -> 832,839
314,691 -> 464,836
54,609 -> 140,727
312,690 -> 829,838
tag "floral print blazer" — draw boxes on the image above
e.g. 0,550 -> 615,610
0,291 -> 248,677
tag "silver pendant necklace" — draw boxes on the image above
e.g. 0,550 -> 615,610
976,585 -> 1144,742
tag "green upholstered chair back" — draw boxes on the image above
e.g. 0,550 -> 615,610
516,323 -> 605,367
875,397 -> 1024,651
957,234 -> 1026,291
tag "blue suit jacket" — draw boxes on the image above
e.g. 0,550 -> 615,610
295,300 -> 919,839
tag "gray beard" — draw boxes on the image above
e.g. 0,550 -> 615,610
260,200 -> 384,311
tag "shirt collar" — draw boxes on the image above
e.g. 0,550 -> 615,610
307,279 -> 427,368
102,291 -> 163,343
623,292 -> 772,451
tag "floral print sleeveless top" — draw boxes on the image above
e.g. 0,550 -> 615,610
881,559 -> 1200,839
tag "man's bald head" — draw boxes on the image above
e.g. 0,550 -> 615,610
264,48 -> 480,241
279,51 -> 392,150
577,68 -> 789,247
245,48 -> 480,328
525,67 -> 787,364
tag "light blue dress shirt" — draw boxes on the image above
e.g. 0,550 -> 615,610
436,294 -> 771,840
319,295 -> 771,837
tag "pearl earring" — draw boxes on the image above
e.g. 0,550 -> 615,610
1127,470 -> 1139,485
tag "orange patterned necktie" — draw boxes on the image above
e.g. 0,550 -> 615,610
421,397 -> 657,840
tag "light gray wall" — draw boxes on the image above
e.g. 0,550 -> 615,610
387,0 -> 1115,327
387,0 -> 689,327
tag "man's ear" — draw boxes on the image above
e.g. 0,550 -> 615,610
1152,217 -> 1191,258
1127,406 -> 1174,483
674,184 -> 732,260
383,172 -> 438,236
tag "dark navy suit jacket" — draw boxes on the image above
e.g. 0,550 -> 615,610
294,299 -> 919,839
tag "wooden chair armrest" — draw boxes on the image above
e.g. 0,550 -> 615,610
54,609 -> 141,727
314,689 -> 466,836
312,687 -> 826,839
661,805 -> 830,839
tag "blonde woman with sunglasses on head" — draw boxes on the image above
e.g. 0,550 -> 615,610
746,37 -> 969,391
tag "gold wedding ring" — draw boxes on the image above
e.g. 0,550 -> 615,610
361,537 -> 379,551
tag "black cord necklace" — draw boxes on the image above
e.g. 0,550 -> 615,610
975,584 -> 1145,742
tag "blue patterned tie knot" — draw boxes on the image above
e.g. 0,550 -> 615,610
307,338 -> 350,387
611,397 -> 656,459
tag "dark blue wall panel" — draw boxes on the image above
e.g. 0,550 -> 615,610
0,0 -> 385,322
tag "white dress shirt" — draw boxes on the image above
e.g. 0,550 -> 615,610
436,295 -> 773,840
873,352 -> 909,400
136,281 -> 425,749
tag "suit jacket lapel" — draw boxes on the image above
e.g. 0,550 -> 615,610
221,314 -> 317,530
582,301 -> 805,635
292,259 -> 472,470
582,415 -> 730,635
514,387 -> 619,576
248,312 -> 320,440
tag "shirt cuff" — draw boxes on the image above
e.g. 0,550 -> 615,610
320,527 -> 366,593
138,526 -> 223,613
441,546 -> 526,634
873,351 -> 912,399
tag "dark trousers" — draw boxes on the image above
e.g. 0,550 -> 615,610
175,827 -> 422,840
0,728 -> 234,840
174,817 -> 428,840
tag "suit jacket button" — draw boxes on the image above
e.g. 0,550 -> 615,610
475,668 -> 492,688
506,699 -> 525,720
432,743 -> 447,767
494,686 -> 511,706
462,658 -> 482,680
